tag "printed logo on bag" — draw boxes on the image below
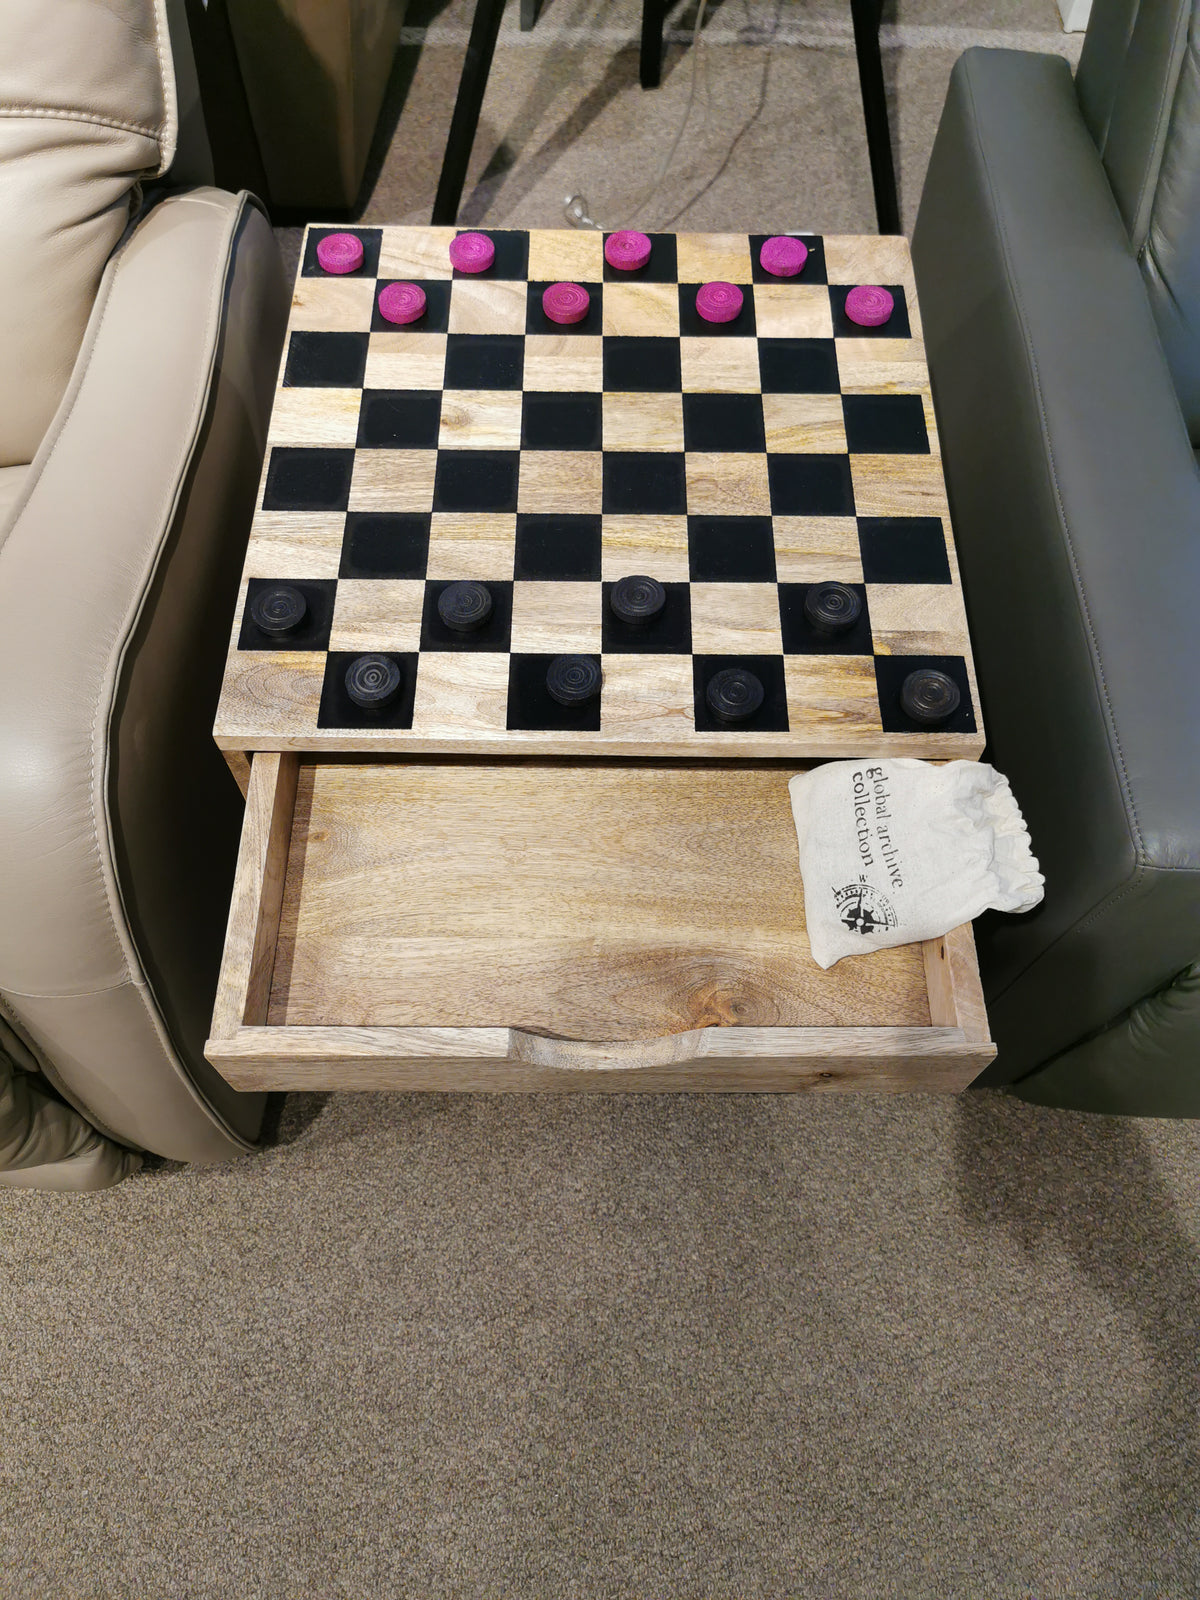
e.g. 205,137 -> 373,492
832,878 -> 899,937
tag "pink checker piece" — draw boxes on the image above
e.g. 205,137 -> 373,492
449,232 -> 495,273
378,282 -> 427,325
844,285 -> 895,327
541,282 -> 590,325
759,235 -> 809,277
315,232 -> 364,274
604,230 -> 652,271
695,281 -> 744,324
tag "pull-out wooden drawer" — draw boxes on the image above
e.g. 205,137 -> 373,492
206,755 -> 994,1092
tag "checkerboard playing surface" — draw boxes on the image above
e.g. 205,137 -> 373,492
216,226 -> 983,758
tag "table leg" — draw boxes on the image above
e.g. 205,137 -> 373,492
640,0 -> 666,89
520,0 -> 540,31
432,0 -> 509,225
849,0 -> 900,234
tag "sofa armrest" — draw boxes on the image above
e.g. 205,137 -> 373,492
0,187 -> 287,1160
912,48 -> 1200,1084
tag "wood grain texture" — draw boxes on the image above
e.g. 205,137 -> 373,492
602,282 -> 680,337
924,923 -> 990,1041
210,753 -> 298,1038
267,762 -> 932,1037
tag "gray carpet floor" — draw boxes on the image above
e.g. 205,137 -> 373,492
7,4 -> 1200,1596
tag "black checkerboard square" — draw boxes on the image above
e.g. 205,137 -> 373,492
522,392 -> 603,451
842,394 -> 929,454
515,515 -> 602,579
444,334 -> 525,390
602,233 -> 678,282
507,653 -> 603,731
358,391 -> 442,449
758,338 -> 840,394
678,284 -> 756,337
238,578 -> 337,651
262,447 -> 355,511
875,654 -> 976,733
682,395 -> 766,453
830,284 -> 911,339
767,454 -> 854,516
318,651 -> 417,728
602,452 -> 687,515
857,517 -> 952,584
433,450 -> 519,513
603,336 -> 682,392
749,233 -> 827,285
340,513 -> 431,579
421,580 -> 513,651
601,582 -> 691,653
526,282 -> 603,335
692,655 -> 788,732
452,230 -> 529,279
371,279 -> 451,333
687,517 -> 776,581
284,331 -> 369,389
302,227 -> 382,278
778,582 -> 872,655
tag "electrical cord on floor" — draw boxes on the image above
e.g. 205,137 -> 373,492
564,0 -> 710,232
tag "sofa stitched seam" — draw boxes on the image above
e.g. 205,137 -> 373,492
958,59 -> 1151,989
150,0 -> 175,172
0,107 -> 161,140
1129,2 -> 1192,253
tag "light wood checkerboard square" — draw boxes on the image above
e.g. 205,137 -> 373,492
378,227 -> 456,280
269,388 -> 361,448
426,513 -> 516,579
676,234 -> 753,283
598,654 -> 697,739
686,452 -> 772,516
410,652 -> 510,734
835,338 -> 928,395
365,333 -> 447,390
519,451 -> 604,513
784,655 -> 883,735
602,283 -> 680,337
243,514 -> 346,579
761,393 -> 847,454
601,515 -> 690,581
288,278 -> 375,332
329,579 -> 424,651
349,450 -> 437,512
772,517 -> 863,583
603,392 -> 684,452
528,229 -> 605,281
448,278 -> 528,335
523,334 -> 603,392
753,284 -> 834,339
680,338 -> 761,393
866,583 -> 968,657
689,582 -> 783,653
510,581 -> 603,652
851,454 -> 948,519
438,390 -> 523,450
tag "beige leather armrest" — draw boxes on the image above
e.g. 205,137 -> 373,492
0,186 -> 287,1162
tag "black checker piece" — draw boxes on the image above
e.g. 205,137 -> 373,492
678,284 -> 756,337
779,583 -> 872,655
319,651 -> 417,728
601,581 -> 691,653
444,334 -> 524,390
452,230 -> 529,279
767,454 -> 855,516
284,331 -> 369,389
602,233 -> 677,282
758,338 -> 840,394
238,578 -> 336,651
857,518 -> 952,585
687,516 -> 776,581
340,513 -> 431,578
602,452 -> 686,515
302,227 -> 381,277
749,233 -> 827,285
602,337 -> 682,393
842,394 -> 929,455
433,450 -> 519,514
875,654 -> 976,733
262,447 -> 355,512
526,282 -> 603,335
830,284 -> 911,339
508,654 -> 602,731
693,655 -> 788,732
514,515 -> 601,580
522,392 -> 602,451
682,394 -> 765,453
371,279 -> 450,333
420,581 -> 512,651
358,391 -> 441,449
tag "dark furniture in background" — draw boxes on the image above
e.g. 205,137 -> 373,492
912,0 -> 1200,1114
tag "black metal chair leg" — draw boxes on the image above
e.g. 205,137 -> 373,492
432,0 -> 508,225
639,0 -> 665,89
520,0 -> 539,32
849,0 -> 900,234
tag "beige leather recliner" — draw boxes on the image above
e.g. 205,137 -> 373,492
0,0 -> 288,1189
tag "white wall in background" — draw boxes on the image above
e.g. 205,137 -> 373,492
1057,0 -> 1092,31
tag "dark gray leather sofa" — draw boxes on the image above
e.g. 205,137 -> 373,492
912,0 -> 1200,1115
